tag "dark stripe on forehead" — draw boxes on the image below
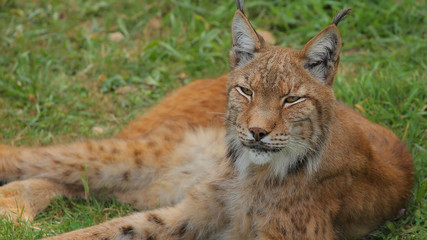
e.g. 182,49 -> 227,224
262,53 -> 279,87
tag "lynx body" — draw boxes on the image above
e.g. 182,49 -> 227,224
0,2 -> 413,239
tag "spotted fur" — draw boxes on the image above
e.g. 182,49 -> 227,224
0,4 -> 413,240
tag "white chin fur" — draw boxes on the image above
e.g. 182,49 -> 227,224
226,133 -> 321,179
235,144 -> 317,180
247,150 -> 273,165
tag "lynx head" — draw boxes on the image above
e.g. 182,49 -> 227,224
226,1 -> 350,178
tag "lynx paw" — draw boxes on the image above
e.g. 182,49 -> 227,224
0,185 -> 34,222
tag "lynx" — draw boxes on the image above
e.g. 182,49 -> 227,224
0,1 -> 413,239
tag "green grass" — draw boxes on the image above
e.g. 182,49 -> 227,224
0,0 -> 426,239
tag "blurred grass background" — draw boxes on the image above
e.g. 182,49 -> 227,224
0,0 -> 426,239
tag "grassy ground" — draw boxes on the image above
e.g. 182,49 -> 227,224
0,0 -> 425,239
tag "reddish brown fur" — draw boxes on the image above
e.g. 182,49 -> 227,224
0,7 -> 413,240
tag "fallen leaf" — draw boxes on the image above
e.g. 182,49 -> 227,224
148,17 -> 161,30
354,104 -> 365,114
178,72 -> 187,79
92,126 -> 106,135
109,32 -> 124,42
115,85 -> 137,94
28,95 -> 36,102
98,74 -> 106,83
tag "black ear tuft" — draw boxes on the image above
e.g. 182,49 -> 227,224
236,0 -> 245,15
332,8 -> 351,26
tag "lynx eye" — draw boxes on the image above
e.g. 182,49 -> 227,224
284,96 -> 301,104
239,87 -> 253,97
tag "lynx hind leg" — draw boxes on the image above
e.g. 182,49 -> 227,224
0,136 -> 175,222
0,178 -> 80,222
0,135 -> 184,189
0,138 -> 173,221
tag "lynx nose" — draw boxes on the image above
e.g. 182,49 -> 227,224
249,127 -> 270,141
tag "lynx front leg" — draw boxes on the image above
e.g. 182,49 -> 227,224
256,216 -> 336,240
45,208 -> 195,240
0,178 -> 81,222
255,197 -> 339,240
45,178 -> 228,240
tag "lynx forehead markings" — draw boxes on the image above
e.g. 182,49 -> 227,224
0,1 -> 414,239
244,49 -> 295,89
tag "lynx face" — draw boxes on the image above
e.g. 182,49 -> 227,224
226,10 -> 341,177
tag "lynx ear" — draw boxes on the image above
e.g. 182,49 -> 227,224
300,8 -> 351,85
300,25 -> 341,85
229,9 -> 265,69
